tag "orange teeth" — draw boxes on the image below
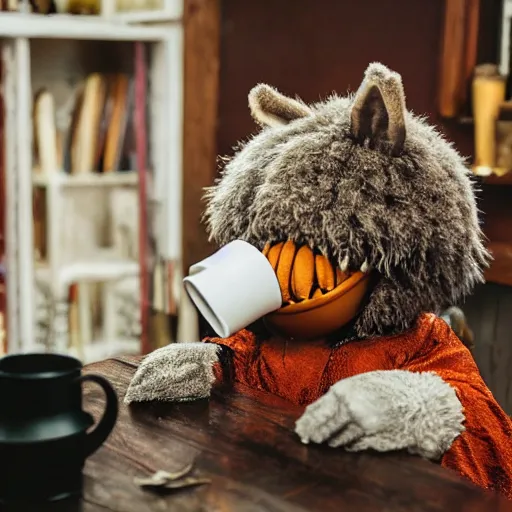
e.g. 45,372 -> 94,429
315,254 -> 335,292
291,245 -> 315,301
262,241 -> 355,305
267,242 -> 284,271
311,287 -> 324,299
276,240 -> 297,303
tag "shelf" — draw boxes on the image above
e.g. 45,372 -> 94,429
0,12 -> 172,40
481,172 -> 512,186
470,166 -> 512,185
113,7 -> 183,24
36,250 -> 139,289
472,165 -> 495,177
456,116 -> 474,125
32,171 -> 139,187
1,0 -> 184,356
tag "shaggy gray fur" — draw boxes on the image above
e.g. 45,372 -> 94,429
124,342 -> 220,404
249,83 -> 312,127
351,63 -> 406,156
204,62 -> 489,338
295,369 -> 465,460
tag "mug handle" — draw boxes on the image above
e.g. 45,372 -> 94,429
78,374 -> 119,457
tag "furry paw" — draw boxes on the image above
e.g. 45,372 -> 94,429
124,342 -> 220,404
295,370 -> 464,460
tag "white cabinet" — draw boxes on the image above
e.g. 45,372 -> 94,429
1,9 -> 185,361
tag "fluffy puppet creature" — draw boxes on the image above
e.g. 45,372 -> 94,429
125,63 -> 512,499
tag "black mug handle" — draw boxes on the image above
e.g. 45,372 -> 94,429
78,373 -> 119,458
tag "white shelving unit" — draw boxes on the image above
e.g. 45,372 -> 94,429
1,6 -> 185,361
32,170 -> 139,187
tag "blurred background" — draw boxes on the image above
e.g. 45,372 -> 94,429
0,0 -> 511,413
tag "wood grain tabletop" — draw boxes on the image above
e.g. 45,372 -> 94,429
58,356 -> 512,512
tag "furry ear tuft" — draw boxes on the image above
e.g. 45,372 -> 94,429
248,84 -> 312,127
350,62 -> 406,156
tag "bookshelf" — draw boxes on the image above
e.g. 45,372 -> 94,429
0,12 -> 172,39
1,6 -> 186,361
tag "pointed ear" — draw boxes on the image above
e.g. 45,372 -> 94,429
350,63 -> 407,156
248,84 -> 312,127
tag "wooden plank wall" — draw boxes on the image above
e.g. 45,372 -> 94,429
182,0 -> 220,274
217,0 -> 473,159
462,283 -> 512,414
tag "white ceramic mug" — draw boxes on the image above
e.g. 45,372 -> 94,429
183,240 -> 282,338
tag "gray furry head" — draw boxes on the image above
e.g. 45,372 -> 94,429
204,62 -> 490,338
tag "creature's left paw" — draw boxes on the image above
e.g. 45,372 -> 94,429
295,370 -> 465,459
294,389 -> 366,448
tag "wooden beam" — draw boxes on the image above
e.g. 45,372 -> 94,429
438,0 -> 481,118
461,0 -> 480,108
182,0 -> 220,274
438,0 -> 467,117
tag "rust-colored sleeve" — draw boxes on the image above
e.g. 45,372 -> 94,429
404,317 -> 512,499
204,329 -> 260,387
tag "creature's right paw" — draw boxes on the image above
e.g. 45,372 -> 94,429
124,342 -> 220,405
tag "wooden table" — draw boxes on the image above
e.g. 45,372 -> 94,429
69,356 -> 512,511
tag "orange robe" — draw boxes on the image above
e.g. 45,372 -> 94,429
206,313 -> 512,499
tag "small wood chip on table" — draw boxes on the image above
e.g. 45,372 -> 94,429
60,356 -> 512,511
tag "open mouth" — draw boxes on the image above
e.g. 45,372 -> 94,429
261,241 -> 372,339
262,241 -> 369,306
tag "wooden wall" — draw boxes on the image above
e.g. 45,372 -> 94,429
462,283 -> 512,414
183,0 -> 220,273
218,0 -> 473,158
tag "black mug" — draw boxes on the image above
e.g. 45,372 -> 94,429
0,353 -> 118,505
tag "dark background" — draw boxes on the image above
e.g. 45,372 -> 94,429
217,0 -> 502,159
